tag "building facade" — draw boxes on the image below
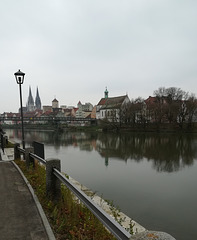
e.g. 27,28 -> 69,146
96,88 -> 130,121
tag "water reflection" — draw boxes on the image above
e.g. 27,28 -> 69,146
6,129 -> 197,172
96,133 -> 197,172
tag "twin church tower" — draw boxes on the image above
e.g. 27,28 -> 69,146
26,86 -> 42,112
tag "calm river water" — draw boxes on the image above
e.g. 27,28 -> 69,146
6,128 -> 197,240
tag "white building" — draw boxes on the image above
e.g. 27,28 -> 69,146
96,88 -> 130,121
76,101 -> 93,118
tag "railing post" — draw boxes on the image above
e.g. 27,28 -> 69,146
46,158 -> 61,201
25,147 -> 34,168
14,143 -> 20,159
1,133 -> 4,153
3,136 -> 7,147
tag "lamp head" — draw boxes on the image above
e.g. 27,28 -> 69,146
14,69 -> 25,84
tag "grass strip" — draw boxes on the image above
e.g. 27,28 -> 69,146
15,159 -> 116,240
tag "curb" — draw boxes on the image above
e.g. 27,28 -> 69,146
12,161 -> 56,240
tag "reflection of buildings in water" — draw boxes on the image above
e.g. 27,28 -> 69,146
191,139 -> 197,158
5,129 -> 197,172
6,129 -> 23,144
95,133 -> 197,172
95,135 -> 130,163
5,129 -> 16,139
79,143 -> 93,151
105,156 -> 109,166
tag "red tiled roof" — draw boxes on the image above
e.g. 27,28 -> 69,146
145,96 -> 157,104
41,111 -> 56,116
73,108 -> 78,112
5,112 -> 15,117
99,95 -> 128,109
97,98 -> 107,105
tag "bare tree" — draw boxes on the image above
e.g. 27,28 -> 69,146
153,87 -> 189,124
186,94 -> 197,128
127,97 -> 146,126
153,87 -> 166,98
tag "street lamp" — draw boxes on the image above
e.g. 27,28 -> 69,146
14,69 -> 25,149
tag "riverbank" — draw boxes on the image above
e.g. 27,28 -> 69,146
3,122 -> 197,133
1,146 -> 175,239
68,176 -> 146,234
0,146 -> 117,239
0,146 -> 148,235
15,157 -> 119,239
100,122 -> 197,133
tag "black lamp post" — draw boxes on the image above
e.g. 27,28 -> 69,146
14,69 -> 25,149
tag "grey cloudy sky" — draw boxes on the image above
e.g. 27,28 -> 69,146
1,0 -> 197,113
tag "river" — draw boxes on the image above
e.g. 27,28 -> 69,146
5,128 -> 197,240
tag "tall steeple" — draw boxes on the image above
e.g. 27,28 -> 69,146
104,87 -> 109,99
27,86 -> 34,112
35,87 -> 42,110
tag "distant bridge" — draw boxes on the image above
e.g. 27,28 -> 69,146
0,116 -> 96,123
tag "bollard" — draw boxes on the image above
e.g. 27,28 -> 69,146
4,136 -> 8,146
3,136 -> 7,148
46,158 -> 61,202
25,147 -> 34,168
1,134 -> 4,153
14,143 -> 20,159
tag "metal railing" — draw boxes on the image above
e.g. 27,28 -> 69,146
30,152 -> 46,165
18,147 -> 25,154
53,168 -> 131,240
16,145 -> 132,240
0,116 -> 96,122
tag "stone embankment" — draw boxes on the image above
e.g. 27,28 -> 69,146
69,177 -> 176,240
69,176 -> 146,234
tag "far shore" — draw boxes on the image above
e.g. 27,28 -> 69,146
2,122 -> 197,134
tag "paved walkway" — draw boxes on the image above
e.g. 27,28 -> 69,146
0,150 -> 55,240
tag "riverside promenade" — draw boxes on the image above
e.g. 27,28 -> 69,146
0,148 -> 55,240
0,148 -> 176,240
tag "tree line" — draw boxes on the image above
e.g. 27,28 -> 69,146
104,87 -> 197,130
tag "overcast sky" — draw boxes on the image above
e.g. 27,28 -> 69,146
1,0 -> 197,113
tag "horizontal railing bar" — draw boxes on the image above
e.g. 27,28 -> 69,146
0,117 -> 95,122
18,147 -> 25,154
29,152 -> 46,165
53,168 -> 131,240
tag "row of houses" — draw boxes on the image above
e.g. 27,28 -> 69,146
1,89 -> 131,124
1,88 -> 197,125
96,89 -> 197,124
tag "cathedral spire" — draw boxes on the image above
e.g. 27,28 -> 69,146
27,86 -> 34,112
35,87 -> 42,110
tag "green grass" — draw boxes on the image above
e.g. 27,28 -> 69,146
6,141 -> 15,148
15,159 -> 116,240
